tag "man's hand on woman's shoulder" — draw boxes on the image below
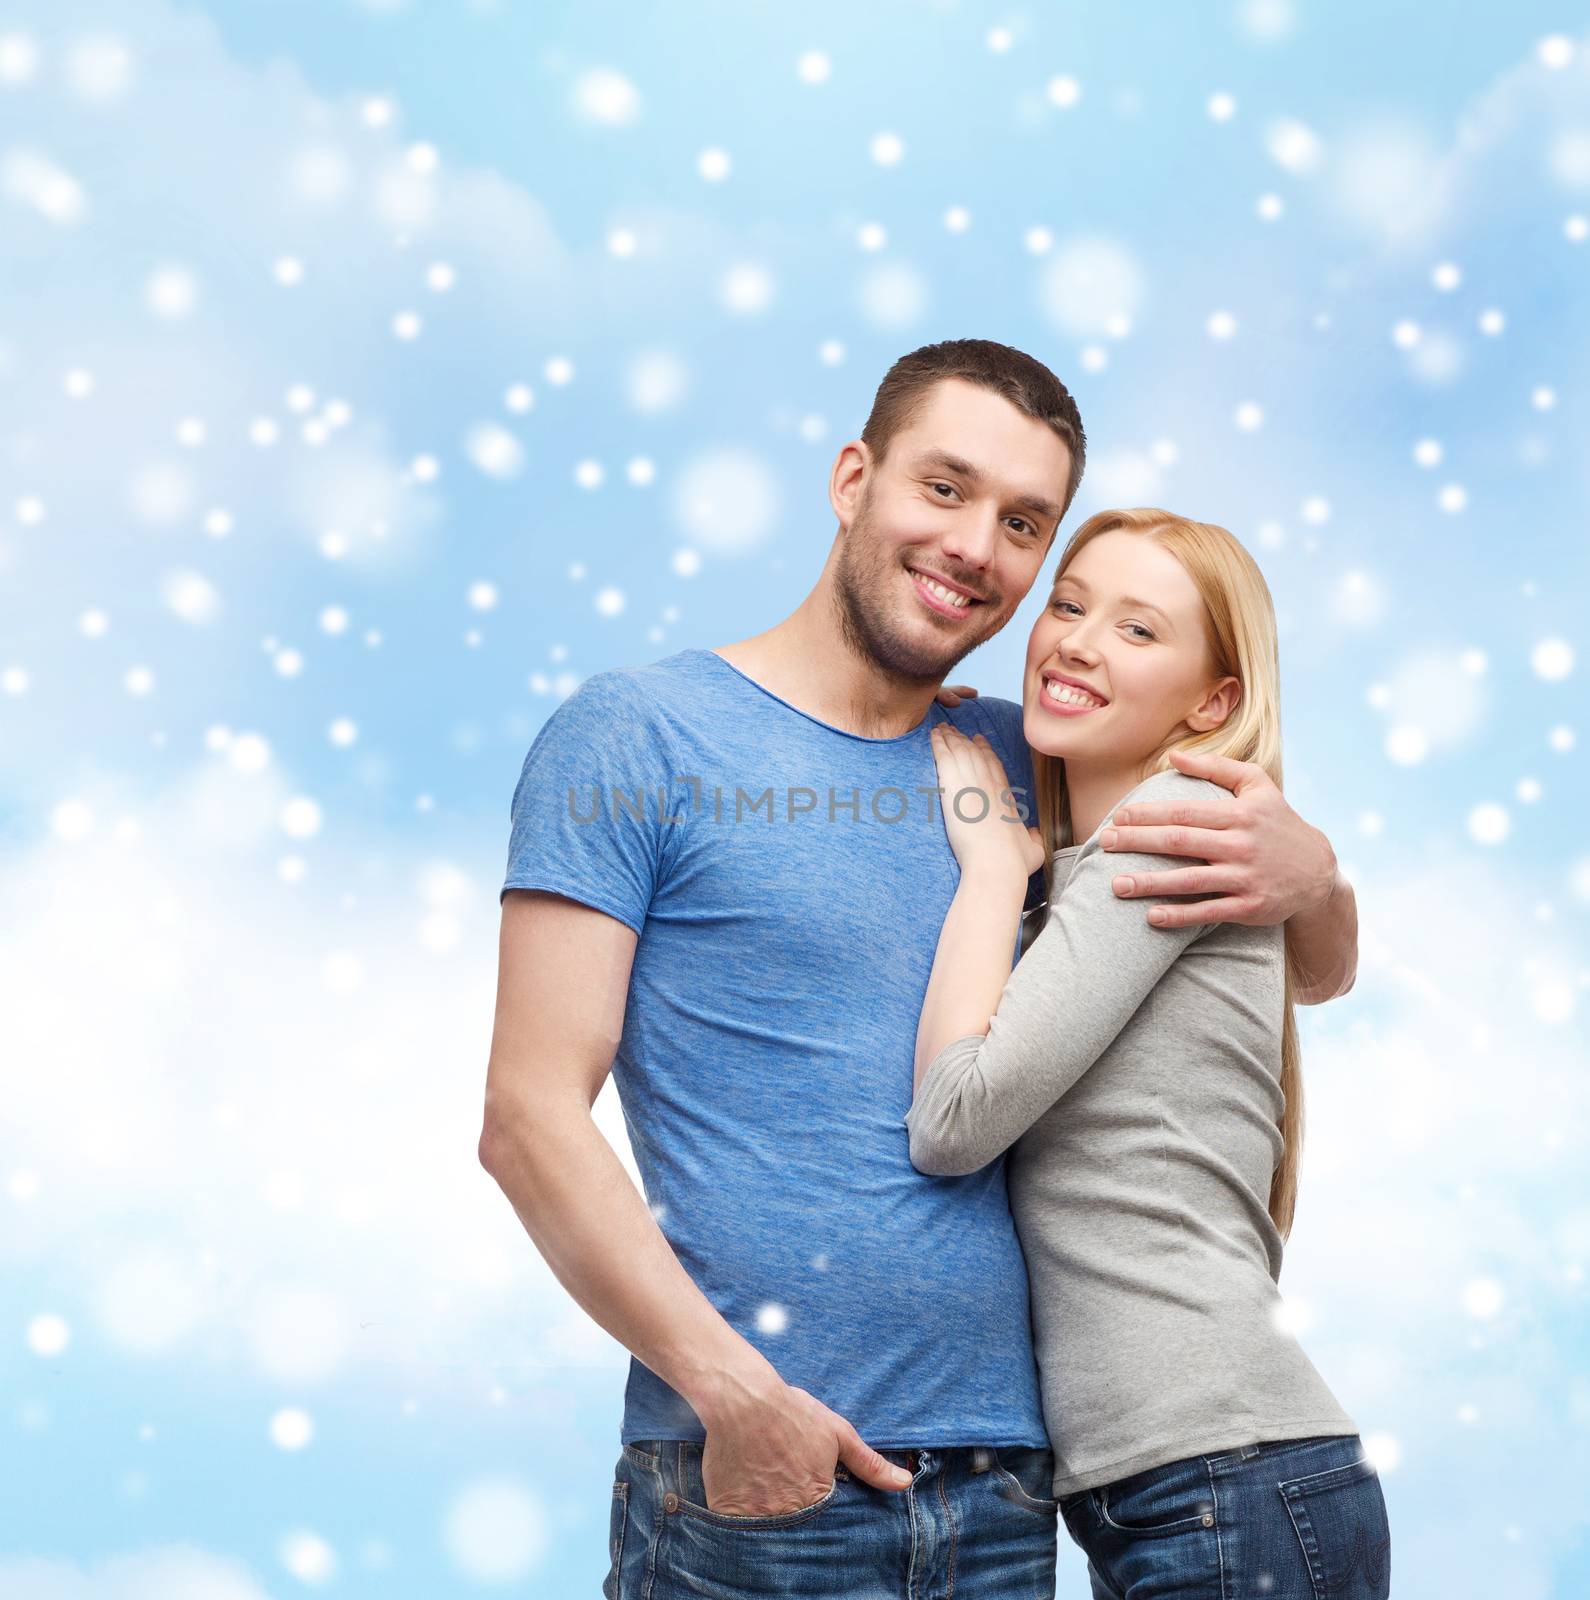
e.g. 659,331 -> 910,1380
1099,747 -> 1338,930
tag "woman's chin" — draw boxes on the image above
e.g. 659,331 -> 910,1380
1022,711 -> 1084,761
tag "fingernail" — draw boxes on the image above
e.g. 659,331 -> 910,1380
1113,810 -> 1129,825
1100,828 -> 1117,848
1112,875 -> 1132,894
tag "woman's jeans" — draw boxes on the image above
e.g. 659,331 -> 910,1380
604,1436 -> 1060,1598
1059,1433 -> 1392,1599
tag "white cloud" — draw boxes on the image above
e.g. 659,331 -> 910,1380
1237,0 -> 1296,42
720,260 -> 775,315
1076,448 -> 1163,506
443,1479 -> 550,1582
1038,236 -> 1145,339
1,146 -> 87,223
569,67 -> 640,128
1325,119 -> 1449,245
94,1246 -> 206,1354
1266,117 -> 1322,175
672,447 -> 781,553
0,768 -> 640,1381
1329,568 -> 1388,627
857,260 -> 929,328
0,1546 -> 275,1600
1277,855 -> 1588,1564
626,348 -> 690,413
1372,646 -> 1490,752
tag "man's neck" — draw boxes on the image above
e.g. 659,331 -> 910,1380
713,590 -> 945,741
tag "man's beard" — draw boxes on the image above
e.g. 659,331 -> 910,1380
830,491 -> 996,686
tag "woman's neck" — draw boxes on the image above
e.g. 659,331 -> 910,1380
1064,760 -> 1153,848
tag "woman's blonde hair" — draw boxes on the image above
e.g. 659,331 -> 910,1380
1031,507 -> 1304,1240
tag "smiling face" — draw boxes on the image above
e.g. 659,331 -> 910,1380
1023,527 -> 1242,769
829,377 -> 1074,683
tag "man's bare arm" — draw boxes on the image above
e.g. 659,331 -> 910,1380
1282,866 -> 1357,1004
478,890 -> 911,1514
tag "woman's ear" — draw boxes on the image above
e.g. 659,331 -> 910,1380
1187,675 -> 1242,733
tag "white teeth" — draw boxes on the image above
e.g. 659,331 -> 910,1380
917,573 -> 970,608
1044,678 -> 1103,709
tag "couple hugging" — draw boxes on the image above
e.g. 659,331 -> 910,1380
482,338 -> 1391,1599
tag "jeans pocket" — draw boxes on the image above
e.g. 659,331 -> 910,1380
1096,1455 -> 1217,1537
990,1446 -> 1059,1515
675,1475 -> 841,1528
1278,1453 -> 1391,1599
602,1480 -> 628,1600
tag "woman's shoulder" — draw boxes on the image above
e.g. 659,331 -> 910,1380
1066,766 -> 1230,855
1121,764 -> 1232,810
1120,767 -> 1286,953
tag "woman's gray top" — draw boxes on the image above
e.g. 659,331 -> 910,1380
904,766 -> 1358,1495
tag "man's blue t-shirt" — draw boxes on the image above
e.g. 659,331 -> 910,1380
501,646 -> 1049,1449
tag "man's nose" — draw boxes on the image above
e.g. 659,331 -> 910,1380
938,512 -> 1003,569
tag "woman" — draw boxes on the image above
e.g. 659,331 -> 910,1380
904,508 -> 1391,1598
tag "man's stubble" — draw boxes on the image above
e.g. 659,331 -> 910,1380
828,485 -> 1003,689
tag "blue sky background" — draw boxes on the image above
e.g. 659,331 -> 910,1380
1,1 -> 1587,1595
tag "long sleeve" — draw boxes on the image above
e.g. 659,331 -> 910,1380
905,774 -> 1225,1177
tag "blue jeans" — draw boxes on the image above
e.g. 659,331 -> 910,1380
1058,1433 -> 1391,1599
605,1436 -> 1059,1597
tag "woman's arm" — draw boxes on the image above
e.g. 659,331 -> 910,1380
912,859 -> 1031,1095
905,777 -> 1223,1178
912,723 -> 1048,1095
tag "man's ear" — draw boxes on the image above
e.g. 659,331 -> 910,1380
829,440 -> 870,530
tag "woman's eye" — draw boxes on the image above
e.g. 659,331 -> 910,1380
1050,601 -> 1153,640
930,482 -> 956,498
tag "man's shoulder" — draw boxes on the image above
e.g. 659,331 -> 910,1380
585,648 -> 699,693
519,657 -> 706,782
552,651 -> 701,722
964,692 -> 1024,736
948,692 -> 1026,759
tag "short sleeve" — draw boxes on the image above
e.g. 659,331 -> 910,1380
499,671 -> 677,934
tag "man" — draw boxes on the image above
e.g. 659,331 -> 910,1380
479,339 -> 1357,1597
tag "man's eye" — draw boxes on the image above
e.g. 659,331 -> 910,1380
930,482 -> 956,498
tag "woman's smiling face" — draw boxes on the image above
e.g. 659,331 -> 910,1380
1022,527 -> 1241,766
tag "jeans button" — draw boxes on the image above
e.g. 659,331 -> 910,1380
1201,1512 -> 1215,1527
664,1492 -> 680,1513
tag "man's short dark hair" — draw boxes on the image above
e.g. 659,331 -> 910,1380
860,338 -> 1087,521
